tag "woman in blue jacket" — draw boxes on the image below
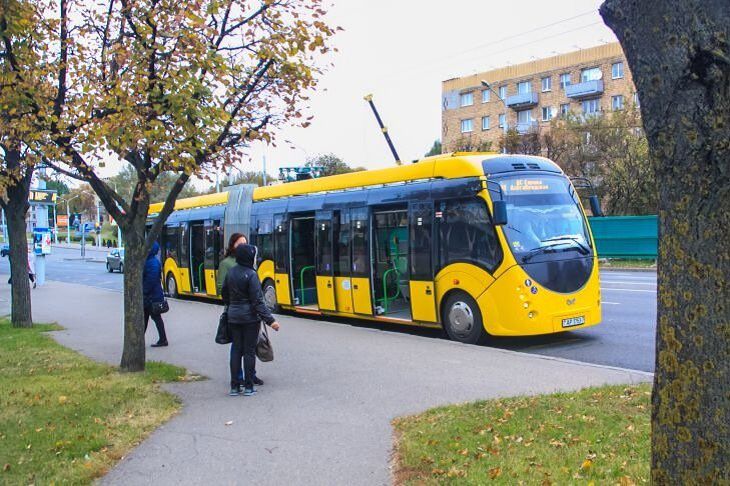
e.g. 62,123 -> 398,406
144,242 -> 168,347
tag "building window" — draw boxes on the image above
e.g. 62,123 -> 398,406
481,89 -> 490,103
560,103 -> 570,117
612,62 -> 624,79
541,76 -> 551,92
498,85 -> 507,100
612,95 -> 624,111
541,106 -> 553,121
460,92 -> 473,107
481,116 -> 490,130
517,109 -> 533,124
633,92 -> 640,107
498,113 -> 506,128
560,73 -> 571,90
581,67 -> 602,82
517,81 -> 531,94
582,98 -> 601,115
460,119 -> 473,133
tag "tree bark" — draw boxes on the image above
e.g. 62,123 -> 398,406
601,1 -> 729,483
1,151 -> 33,328
119,222 -> 147,372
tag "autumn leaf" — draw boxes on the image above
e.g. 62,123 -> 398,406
58,396 -> 68,405
489,466 -> 502,479
580,459 -> 593,471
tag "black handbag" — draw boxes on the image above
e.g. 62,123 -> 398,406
256,323 -> 274,362
151,299 -> 169,315
215,309 -> 231,345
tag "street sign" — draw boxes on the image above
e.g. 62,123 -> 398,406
57,214 -> 68,227
29,190 -> 58,204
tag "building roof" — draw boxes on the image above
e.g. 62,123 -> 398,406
443,42 -> 625,92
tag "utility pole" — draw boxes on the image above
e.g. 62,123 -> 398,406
262,154 -> 267,186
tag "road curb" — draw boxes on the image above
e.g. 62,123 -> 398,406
599,267 -> 656,273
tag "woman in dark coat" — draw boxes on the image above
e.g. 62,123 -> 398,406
143,241 -> 168,347
221,244 -> 279,396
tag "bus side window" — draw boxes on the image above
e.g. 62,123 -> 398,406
437,198 -> 502,273
164,225 -> 179,261
257,217 -> 274,263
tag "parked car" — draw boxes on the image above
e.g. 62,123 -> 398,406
106,248 -> 125,273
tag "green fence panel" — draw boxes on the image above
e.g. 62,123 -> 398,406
588,215 -> 658,259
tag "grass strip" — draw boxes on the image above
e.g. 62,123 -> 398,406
392,384 -> 651,485
0,319 -> 185,484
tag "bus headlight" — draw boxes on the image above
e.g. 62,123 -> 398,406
523,302 -> 529,309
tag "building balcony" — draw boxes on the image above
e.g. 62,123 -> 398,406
505,92 -> 539,109
565,80 -> 604,99
516,121 -> 538,134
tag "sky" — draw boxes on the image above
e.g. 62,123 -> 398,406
61,0 -> 619,190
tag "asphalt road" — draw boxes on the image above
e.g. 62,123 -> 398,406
1,246 -> 657,372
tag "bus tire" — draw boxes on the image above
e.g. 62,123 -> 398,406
441,291 -> 487,345
262,279 -> 280,313
166,272 -> 178,299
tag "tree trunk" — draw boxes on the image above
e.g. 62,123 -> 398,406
5,197 -> 32,328
119,224 -> 147,372
601,1 -> 729,483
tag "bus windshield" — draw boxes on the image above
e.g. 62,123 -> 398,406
495,174 -> 592,262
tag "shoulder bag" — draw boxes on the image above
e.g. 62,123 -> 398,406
151,299 -> 169,315
215,308 -> 232,345
256,323 -> 274,362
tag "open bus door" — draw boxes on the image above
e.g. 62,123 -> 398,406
315,210 -> 336,310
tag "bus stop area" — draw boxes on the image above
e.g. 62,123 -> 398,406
0,278 -> 652,485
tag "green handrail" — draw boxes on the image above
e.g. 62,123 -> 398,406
299,265 -> 315,305
378,267 -> 401,313
198,263 -> 205,292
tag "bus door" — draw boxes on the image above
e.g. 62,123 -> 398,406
290,213 -> 317,307
203,219 -> 220,296
190,221 -> 207,293
178,222 -> 191,293
408,202 -> 437,322
350,207 -> 373,315
333,210 -> 354,313
273,213 -> 292,306
315,210 -> 336,310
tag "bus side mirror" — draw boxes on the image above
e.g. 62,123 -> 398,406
589,195 -> 604,217
493,200 -> 508,226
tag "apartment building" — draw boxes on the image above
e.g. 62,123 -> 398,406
441,43 -> 637,151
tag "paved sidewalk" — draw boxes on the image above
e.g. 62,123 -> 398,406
0,279 -> 651,486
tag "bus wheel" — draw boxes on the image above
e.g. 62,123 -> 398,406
442,291 -> 487,345
263,279 -> 279,313
166,273 -> 178,299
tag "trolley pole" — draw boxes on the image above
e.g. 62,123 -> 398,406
363,94 -> 402,164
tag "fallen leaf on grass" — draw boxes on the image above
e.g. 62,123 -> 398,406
580,459 -> 593,471
489,467 -> 502,479
58,396 -> 68,405
3,464 -> 9,472
619,476 -> 636,486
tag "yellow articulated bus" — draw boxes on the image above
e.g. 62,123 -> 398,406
148,152 -> 601,344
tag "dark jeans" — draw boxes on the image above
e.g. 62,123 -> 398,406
144,306 -> 168,343
230,344 -> 257,382
229,322 -> 259,389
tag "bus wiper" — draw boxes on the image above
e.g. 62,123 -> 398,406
521,243 -> 566,262
541,236 -> 590,255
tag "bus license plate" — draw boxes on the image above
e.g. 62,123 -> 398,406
562,316 -> 585,328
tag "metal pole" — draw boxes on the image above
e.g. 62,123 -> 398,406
80,216 -> 85,258
66,200 -> 70,244
96,197 -> 101,247
262,155 -> 267,186
503,118 -> 508,154
363,94 -> 401,164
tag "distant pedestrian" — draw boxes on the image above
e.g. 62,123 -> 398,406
221,244 -> 279,396
27,245 -> 36,289
217,233 -> 264,387
143,241 -> 168,347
